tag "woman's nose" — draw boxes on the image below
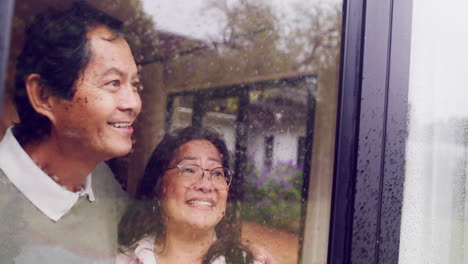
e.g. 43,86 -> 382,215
193,171 -> 214,192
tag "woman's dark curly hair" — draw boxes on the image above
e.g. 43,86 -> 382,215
119,126 -> 254,264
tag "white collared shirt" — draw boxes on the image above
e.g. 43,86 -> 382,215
0,127 -> 95,222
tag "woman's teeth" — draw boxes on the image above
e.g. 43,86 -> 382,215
187,200 -> 213,207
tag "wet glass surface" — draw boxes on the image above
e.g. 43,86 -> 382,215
1,0 -> 343,263
399,1 -> 468,263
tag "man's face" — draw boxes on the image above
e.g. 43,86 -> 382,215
50,25 -> 142,161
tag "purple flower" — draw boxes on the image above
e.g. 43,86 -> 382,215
278,172 -> 287,181
247,172 -> 257,181
282,182 -> 293,190
256,176 -> 266,186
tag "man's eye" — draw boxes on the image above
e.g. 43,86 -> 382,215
132,81 -> 142,92
109,80 -> 120,87
104,80 -> 121,91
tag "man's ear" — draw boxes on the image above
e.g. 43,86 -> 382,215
25,74 -> 57,123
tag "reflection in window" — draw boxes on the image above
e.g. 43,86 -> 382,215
164,73 -> 318,262
167,95 -> 194,131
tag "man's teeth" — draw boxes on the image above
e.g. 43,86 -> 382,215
109,122 -> 131,128
187,200 -> 213,207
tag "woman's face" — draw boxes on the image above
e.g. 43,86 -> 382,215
160,139 -> 228,232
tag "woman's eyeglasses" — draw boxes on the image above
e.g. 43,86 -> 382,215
167,164 -> 232,190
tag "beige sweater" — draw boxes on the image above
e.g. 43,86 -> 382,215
0,163 -> 128,264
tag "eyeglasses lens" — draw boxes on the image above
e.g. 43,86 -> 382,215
179,164 -> 230,189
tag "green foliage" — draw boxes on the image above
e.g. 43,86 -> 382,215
241,160 -> 304,234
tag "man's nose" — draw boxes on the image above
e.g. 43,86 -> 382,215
118,84 -> 142,115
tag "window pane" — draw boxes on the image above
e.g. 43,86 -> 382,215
131,1 -> 342,263
399,0 -> 468,263
1,0 -> 343,263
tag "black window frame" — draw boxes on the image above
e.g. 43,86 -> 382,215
328,0 -> 413,263
0,1 -> 413,264
297,136 -> 306,167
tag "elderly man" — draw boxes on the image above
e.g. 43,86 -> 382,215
0,2 -> 141,263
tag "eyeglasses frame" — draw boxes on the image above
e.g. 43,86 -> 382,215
166,163 -> 232,190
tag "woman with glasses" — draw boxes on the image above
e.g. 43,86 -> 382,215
117,126 -> 261,264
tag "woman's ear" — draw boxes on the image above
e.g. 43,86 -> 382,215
25,74 -> 57,123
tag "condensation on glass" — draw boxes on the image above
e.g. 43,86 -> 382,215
0,0 -> 343,263
399,0 -> 468,263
